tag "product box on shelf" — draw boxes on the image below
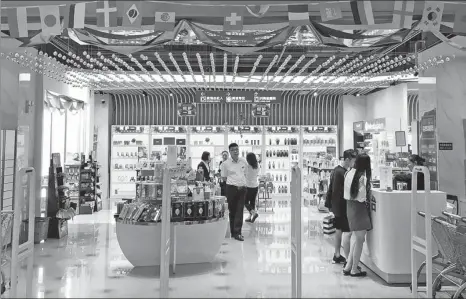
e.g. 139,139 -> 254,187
193,200 -> 208,220
171,201 -> 184,222
183,201 -> 195,221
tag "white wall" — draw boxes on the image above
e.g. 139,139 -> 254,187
340,84 -> 409,153
366,83 -> 409,132
417,39 -> 466,216
340,95 -> 367,152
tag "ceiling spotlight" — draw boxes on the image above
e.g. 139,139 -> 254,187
356,93 -> 360,97
142,91 -> 148,97
313,92 -> 318,97
169,93 -> 173,97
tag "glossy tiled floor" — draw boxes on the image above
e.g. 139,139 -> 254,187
5,201 -> 414,298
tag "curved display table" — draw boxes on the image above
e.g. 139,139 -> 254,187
361,189 -> 446,284
116,218 -> 228,268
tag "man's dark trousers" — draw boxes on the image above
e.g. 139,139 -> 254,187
226,184 -> 246,237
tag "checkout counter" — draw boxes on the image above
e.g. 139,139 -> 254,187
361,188 -> 446,284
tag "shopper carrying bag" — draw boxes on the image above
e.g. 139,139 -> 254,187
342,154 -> 373,277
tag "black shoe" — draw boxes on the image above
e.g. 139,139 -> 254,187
343,262 -> 362,271
350,270 -> 367,277
251,213 -> 259,223
245,217 -> 252,223
332,255 -> 346,264
234,235 -> 244,241
343,269 -> 351,276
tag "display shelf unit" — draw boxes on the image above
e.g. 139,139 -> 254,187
189,126 -> 226,173
150,126 -> 188,163
79,160 -> 102,214
300,126 -> 339,207
111,125 -> 150,198
47,153 -> 69,239
109,125 -> 339,199
263,126 -> 300,196
64,164 -> 81,214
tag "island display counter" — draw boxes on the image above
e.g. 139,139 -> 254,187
116,197 -> 227,267
361,189 -> 447,284
114,161 -> 228,268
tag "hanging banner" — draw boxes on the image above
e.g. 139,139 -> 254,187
177,103 -> 197,117
195,90 -> 281,103
252,104 -> 271,118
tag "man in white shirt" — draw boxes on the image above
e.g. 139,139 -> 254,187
220,143 -> 248,241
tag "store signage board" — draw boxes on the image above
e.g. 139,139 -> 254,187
267,126 -> 299,133
229,126 -> 262,133
177,103 -> 197,117
252,103 -> 271,118
195,91 -> 281,103
191,126 -> 225,133
364,118 -> 386,133
152,126 -> 186,133
395,131 -> 407,147
304,126 -> 336,133
439,142 -> 453,150
353,121 -> 365,132
114,126 -> 147,134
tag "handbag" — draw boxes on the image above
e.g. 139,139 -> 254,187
324,170 -> 335,209
365,187 -> 373,231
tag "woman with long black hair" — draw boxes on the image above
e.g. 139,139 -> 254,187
245,152 -> 259,223
342,154 -> 372,277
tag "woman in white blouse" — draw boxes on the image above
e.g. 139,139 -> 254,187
245,152 -> 260,223
342,154 -> 372,277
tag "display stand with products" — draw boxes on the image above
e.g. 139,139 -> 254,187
79,159 -> 102,214
109,125 -> 340,204
111,125 -> 151,198
47,153 -> 73,239
115,159 -> 228,268
64,164 -> 81,213
301,126 -> 339,208
264,126 -> 300,196
151,126 -> 188,163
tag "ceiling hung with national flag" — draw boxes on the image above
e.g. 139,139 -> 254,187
2,1 -> 464,52
0,0 -> 465,95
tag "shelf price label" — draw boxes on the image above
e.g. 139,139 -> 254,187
177,103 -> 197,117
252,104 -> 271,118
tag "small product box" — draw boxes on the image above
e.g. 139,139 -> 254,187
171,202 -> 184,222
194,201 -> 208,220
183,201 -> 195,221
206,200 -> 214,219
212,200 -> 217,218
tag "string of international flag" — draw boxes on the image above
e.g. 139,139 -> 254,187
3,0 -> 466,41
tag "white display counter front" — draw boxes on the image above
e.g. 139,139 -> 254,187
361,189 -> 446,284
116,218 -> 228,267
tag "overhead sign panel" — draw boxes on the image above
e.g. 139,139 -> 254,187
195,90 -> 281,103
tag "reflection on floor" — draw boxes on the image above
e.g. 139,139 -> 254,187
7,203 -> 413,298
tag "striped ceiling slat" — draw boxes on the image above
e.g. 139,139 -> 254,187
112,93 -> 341,126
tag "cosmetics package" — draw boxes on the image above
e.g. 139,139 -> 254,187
183,201 -> 195,221
194,201 -> 207,220
171,201 -> 184,222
